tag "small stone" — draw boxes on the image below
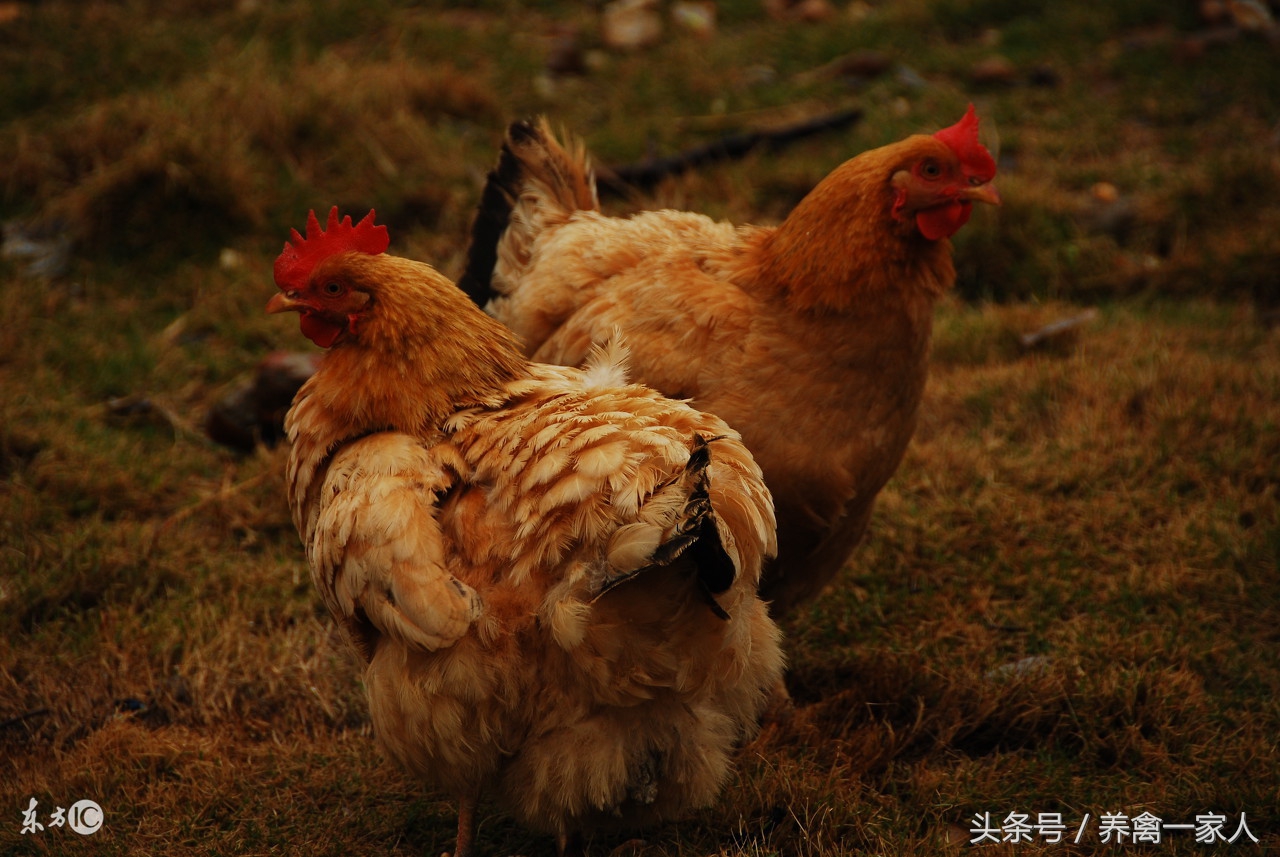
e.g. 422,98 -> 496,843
546,28 -> 586,76
672,1 -> 716,38
971,55 -> 1018,86
205,351 -> 321,452
1028,63 -> 1061,88
763,0 -> 836,22
602,0 -> 663,51
1091,182 -> 1120,203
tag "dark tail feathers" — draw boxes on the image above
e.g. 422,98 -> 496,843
684,434 -> 737,617
458,118 -> 597,309
457,120 -> 539,308
593,433 -> 736,619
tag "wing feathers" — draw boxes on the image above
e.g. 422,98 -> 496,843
310,434 -> 481,654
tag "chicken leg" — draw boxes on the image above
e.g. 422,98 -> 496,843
556,829 -> 584,857
454,794 -> 478,857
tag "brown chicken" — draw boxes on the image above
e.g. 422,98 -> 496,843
459,107 -> 1000,617
267,208 -> 783,856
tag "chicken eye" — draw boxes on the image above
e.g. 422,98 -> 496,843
919,160 -> 942,179
322,281 -> 344,296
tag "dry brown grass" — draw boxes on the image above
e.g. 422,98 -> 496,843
2,0 -> 1279,854
4,47 -> 499,264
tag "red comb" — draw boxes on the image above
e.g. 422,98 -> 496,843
933,104 -> 997,181
274,207 -> 390,291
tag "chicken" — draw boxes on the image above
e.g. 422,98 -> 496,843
266,208 -> 783,856
458,107 -> 1000,618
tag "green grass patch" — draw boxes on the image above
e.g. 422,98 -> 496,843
2,0 -> 1278,854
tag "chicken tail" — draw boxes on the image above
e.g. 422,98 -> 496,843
459,117 -> 598,308
598,433 -> 736,618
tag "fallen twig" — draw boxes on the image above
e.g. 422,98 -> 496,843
597,106 -> 864,197
1019,309 -> 1099,351
146,470 -> 275,558
0,708 -> 51,732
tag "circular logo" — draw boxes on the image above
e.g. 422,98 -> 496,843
68,800 -> 103,835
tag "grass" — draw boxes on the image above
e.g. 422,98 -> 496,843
2,0 -> 1278,854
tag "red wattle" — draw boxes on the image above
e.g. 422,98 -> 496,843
300,312 -> 345,348
916,201 -> 973,241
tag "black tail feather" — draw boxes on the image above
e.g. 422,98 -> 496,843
591,433 -> 737,619
457,120 -> 540,308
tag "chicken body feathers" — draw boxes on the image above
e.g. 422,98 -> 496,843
284,329 -> 781,837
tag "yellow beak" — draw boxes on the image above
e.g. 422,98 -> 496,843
961,182 -> 1002,207
266,291 -> 304,314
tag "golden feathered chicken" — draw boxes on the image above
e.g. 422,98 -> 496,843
266,208 -> 783,856
459,107 -> 1001,618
